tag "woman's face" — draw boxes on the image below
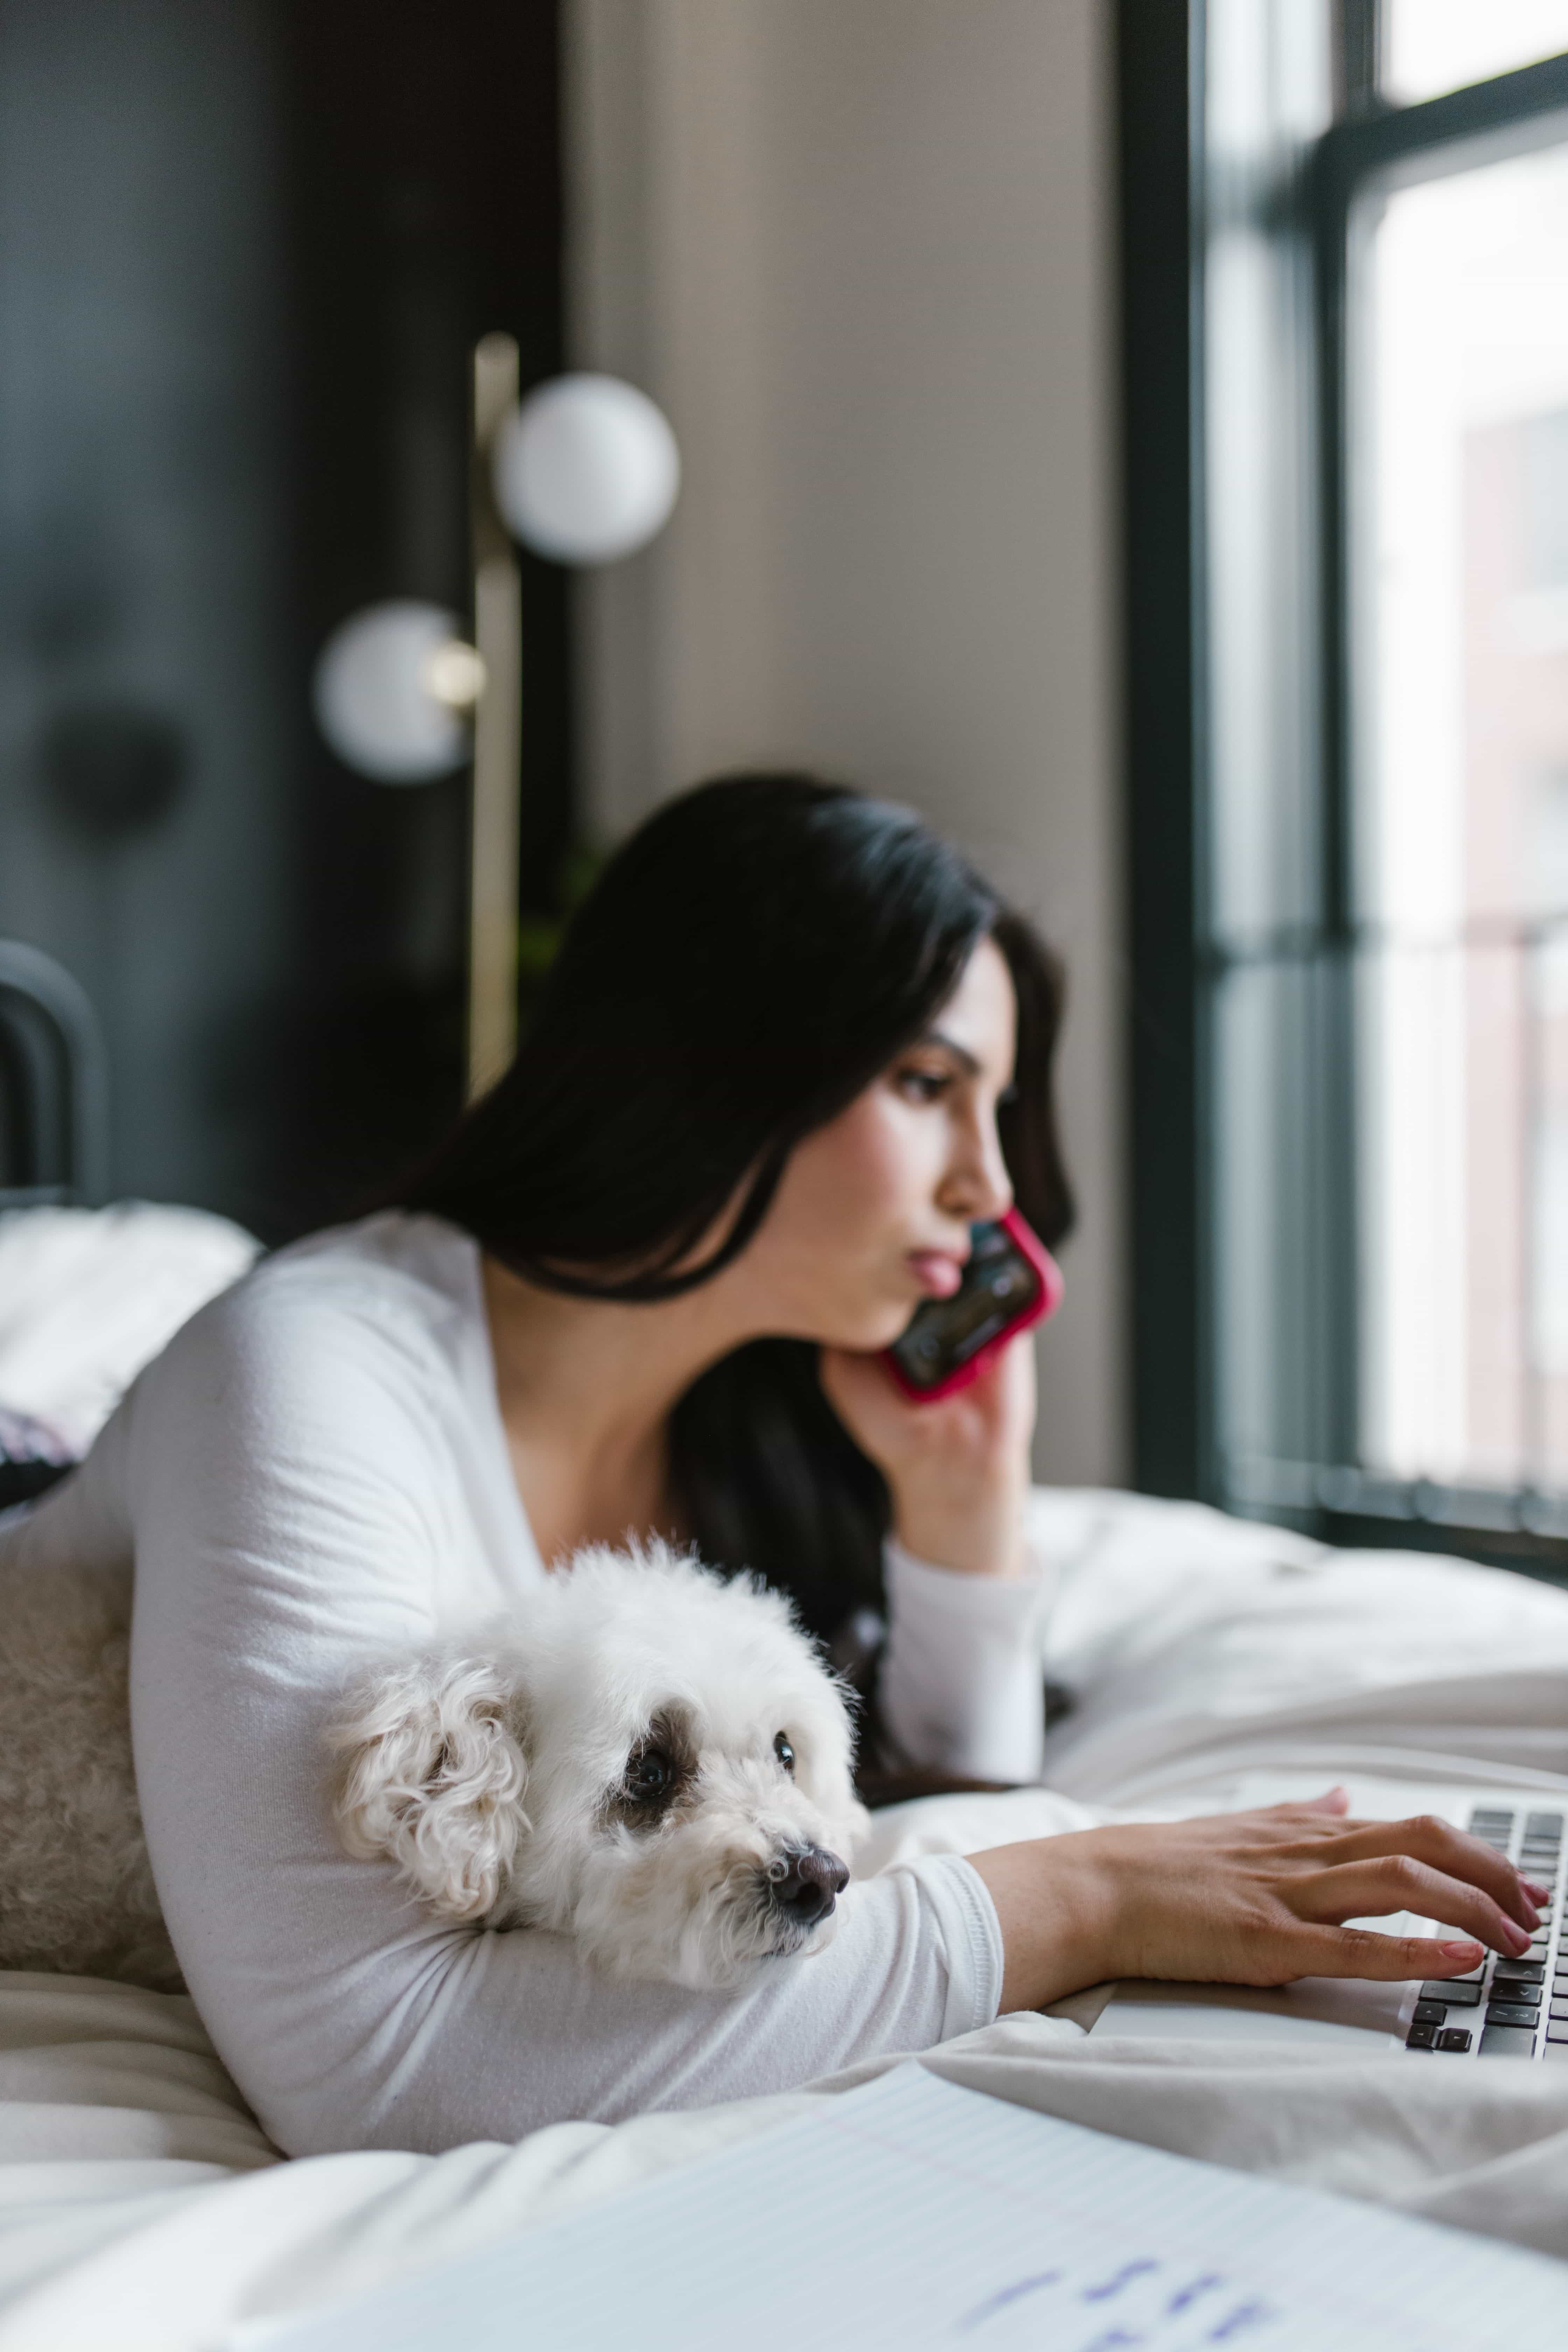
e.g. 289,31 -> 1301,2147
744,935 -> 1018,1351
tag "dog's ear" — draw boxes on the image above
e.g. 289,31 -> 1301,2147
329,1656 -> 529,1922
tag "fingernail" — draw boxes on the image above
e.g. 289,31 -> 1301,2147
1439,1940 -> 1483,1962
1523,1878 -> 1552,1903
1506,1924 -> 1533,1954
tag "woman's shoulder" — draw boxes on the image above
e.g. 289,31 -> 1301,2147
142,1210 -> 485,1422
255,1209 -> 479,1324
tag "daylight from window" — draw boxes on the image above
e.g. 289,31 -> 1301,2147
1384,0 -> 1568,105
1362,139 -> 1568,1511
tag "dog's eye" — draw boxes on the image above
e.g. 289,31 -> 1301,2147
774,1732 -> 795,1775
629,1749 -> 672,1801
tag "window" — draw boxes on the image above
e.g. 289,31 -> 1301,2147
1360,144 -> 1568,1513
1120,1 -> 1568,1577
1383,1 -> 1568,106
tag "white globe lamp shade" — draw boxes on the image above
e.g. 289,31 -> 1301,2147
312,602 -> 484,784
492,373 -> 679,565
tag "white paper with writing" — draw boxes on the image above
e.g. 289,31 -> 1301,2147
237,2062 -> 1568,2352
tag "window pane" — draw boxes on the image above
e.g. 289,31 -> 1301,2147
1359,140 -> 1568,1500
1384,0 -> 1568,105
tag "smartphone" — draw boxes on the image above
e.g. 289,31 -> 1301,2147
881,1205 -> 1063,1403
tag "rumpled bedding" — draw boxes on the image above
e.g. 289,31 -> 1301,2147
4,1489 -> 1568,2350
0,1202 -> 259,1459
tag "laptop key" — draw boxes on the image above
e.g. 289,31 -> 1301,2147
1479,2025 -> 1535,2056
1422,1978 -> 1482,2005
1436,2028 -> 1472,2052
1406,2022 -> 1437,2049
1493,1961 -> 1546,1984
1485,2003 -> 1541,2028
1526,1813 -> 1564,1837
1412,2000 -> 1448,2026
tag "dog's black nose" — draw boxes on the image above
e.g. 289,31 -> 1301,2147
771,1846 -> 849,1925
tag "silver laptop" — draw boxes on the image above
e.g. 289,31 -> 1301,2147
1089,1776 -> 1567,2064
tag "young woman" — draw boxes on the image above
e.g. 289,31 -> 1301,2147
13,776 -> 1546,2155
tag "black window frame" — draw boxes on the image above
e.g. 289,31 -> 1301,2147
1119,0 -> 1568,1585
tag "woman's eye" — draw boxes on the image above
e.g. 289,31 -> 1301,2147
774,1732 -> 796,1775
895,1068 -> 950,1104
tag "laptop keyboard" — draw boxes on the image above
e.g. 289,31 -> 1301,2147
1404,1807 -> 1567,2059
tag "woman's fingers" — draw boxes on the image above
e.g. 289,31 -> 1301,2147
1319,1814 -> 1539,1931
1290,1853 -> 1532,1956
1275,1923 -> 1486,1983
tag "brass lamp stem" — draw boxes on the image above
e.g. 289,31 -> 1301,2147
466,333 -> 523,1101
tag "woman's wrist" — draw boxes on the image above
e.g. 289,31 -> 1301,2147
967,1836 -> 1115,2009
892,1477 -> 1027,1578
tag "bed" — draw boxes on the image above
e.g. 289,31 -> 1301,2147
4,1488 -> 1568,2349
5,948 -> 1568,2347
0,937 -> 261,1508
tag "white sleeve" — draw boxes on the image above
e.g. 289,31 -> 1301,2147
878,1538 -> 1052,1783
125,1281 -> 1003,2159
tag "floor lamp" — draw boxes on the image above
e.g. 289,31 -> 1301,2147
313,355 -> 680,1101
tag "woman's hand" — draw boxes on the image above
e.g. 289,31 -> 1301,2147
819,1330 -> 1036,1578
967,1787 -> 1552,2011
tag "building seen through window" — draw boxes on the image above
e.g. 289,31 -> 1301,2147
1363,140 -> 1568,1504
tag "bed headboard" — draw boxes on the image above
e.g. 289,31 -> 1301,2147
0,940 -> 110,1208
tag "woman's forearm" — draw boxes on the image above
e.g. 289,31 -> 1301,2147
878,1541 -> 1050,1782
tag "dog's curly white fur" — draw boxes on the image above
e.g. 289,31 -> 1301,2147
0,1531 -> 866,1997
330,1541 -> 870,1991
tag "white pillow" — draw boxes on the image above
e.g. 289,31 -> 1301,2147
0,1203 -> 260,1455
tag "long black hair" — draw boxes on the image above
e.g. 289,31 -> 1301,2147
403,774 -> 1072,1644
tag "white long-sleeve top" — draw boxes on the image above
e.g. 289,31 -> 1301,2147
12,1212 -> 1055,2157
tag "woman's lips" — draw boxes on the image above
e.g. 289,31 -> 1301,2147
906,1250 -> 965,1298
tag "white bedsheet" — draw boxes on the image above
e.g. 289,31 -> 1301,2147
8,1977 -> 1568,2352
5,1490 -> 1568,2349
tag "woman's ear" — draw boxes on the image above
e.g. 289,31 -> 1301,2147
328,1655 -> 529,1921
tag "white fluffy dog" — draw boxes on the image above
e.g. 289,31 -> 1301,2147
0,1535 -> 868,1996
331,1541 -> 870,1991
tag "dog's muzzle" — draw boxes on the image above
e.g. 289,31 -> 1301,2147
763,1844 -> 849,1929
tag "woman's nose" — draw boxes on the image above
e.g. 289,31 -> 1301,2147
938,1120 -> 1012,1223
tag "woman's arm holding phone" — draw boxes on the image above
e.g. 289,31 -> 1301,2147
822,1335 -> 1050,1781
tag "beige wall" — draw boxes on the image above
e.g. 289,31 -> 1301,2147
564,0 -> 1125,1486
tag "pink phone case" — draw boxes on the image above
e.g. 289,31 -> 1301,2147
881,1205 -> 1064,1403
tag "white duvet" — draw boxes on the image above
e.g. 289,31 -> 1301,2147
5,1489 -> 1568,2350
